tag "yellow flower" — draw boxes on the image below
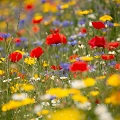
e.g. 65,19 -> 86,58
21,84 -> 35,91
83,78 -> 96,87
105,91 -> 120,105
107,74 -> 120,87
15,50 -> 25,55
2,98 -> 35,112
96,76 -> 106,80
43,61 -> 49,67
10,84 -> 20,93
76,10 -> 92,15
24,57 -> 36,65
68,89 -> 80,95
0,58 -> 5,63
46,88 -> 69,98
72,94 -> 88,103
37,109 -> 49,116
47,108 -> 86,120
0,70 -> 5,76
114,23 -> 120,26
90,91 -> 99,96
99,15 -> 113,22
80,56 -> 93,62
94,55 -> 100,59
43,3 -> 57,13
69,1 -> 76,6
60,4 -> 69,9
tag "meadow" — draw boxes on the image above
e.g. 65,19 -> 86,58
0,0 -> 120,120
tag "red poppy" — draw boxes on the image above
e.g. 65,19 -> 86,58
32,25 -> 40,33
88,36 -> 107,48
51,65 -> 62,70
69,61 -> 89,72
17,29 -> 26,37
25,3 -> 34,11
92,21 -> 105,29
108,41 -> 119,50
9,52 -> 22,63
13,38 -> 21,43
80,28 -> 87,34
115,63 -> 120,70
0,36 -> 4,41
101,54 -> 115,60
32,16 -> 43,24
69,54 -> 78,61
30,47 -> 44,58
46,29 -> 67,45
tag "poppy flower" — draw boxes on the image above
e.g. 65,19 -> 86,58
46,29 -> 67,45
25,3 -> 34,11
51,65 -> 62,70
9,52 -> 22,63
69,61 -> 89,72
108,41 -> 119,50
30,46 -> 44,58
115,63 -> 120,70
32,25 -> 40,33
0,36 -> 4,41
101,54 -> 115,60
69,54 -> 78,62
88,36 -> 107,48
80,28 -> 87,34
92,21 -> 105,29
32,16 -> 43,24
13,38 -> 21,43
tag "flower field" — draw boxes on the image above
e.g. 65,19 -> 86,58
0,0 -> 120,120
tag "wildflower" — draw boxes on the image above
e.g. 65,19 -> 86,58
107,74 -> 120,86
46,29 -> 67,45
24,57 -> 36,65
25,3 -> 34,11
9,52 -> 22,63
32,25 -> 40,33
21,84 -> 35,91
59,4 -> 69,9
47,108 -> 86,120
83,78 -> 96,87
88,36 -> 107,48
80,27 -> 87,34
12,93 -> 28,100
46,88 -> 69,98
72,94 -> 88,103
90,91 -> 99,96
71,80 -> 86,89
76,10 -> 91,15
0,70 -> 4,76
2,98 -> 35,111
32,15 -> 43,24
99,15 -> 113,22
105,91 -> 120,105
101,54 -> 115,60
94,104 -> 113,120
108,41 -> 119,50
70,61 -> 89,72
76,102 -> 91,110
92,21 -> 105,29
30,46 -> 44,58
115,63 -> 120,70
43,61 -> 49,67
37,109 -> 49,116
69,54 -> 79,62
51,65 -> 62,70
80,56 -> 93,62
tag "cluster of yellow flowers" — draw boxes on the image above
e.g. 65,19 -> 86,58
2,98 -> 35,112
